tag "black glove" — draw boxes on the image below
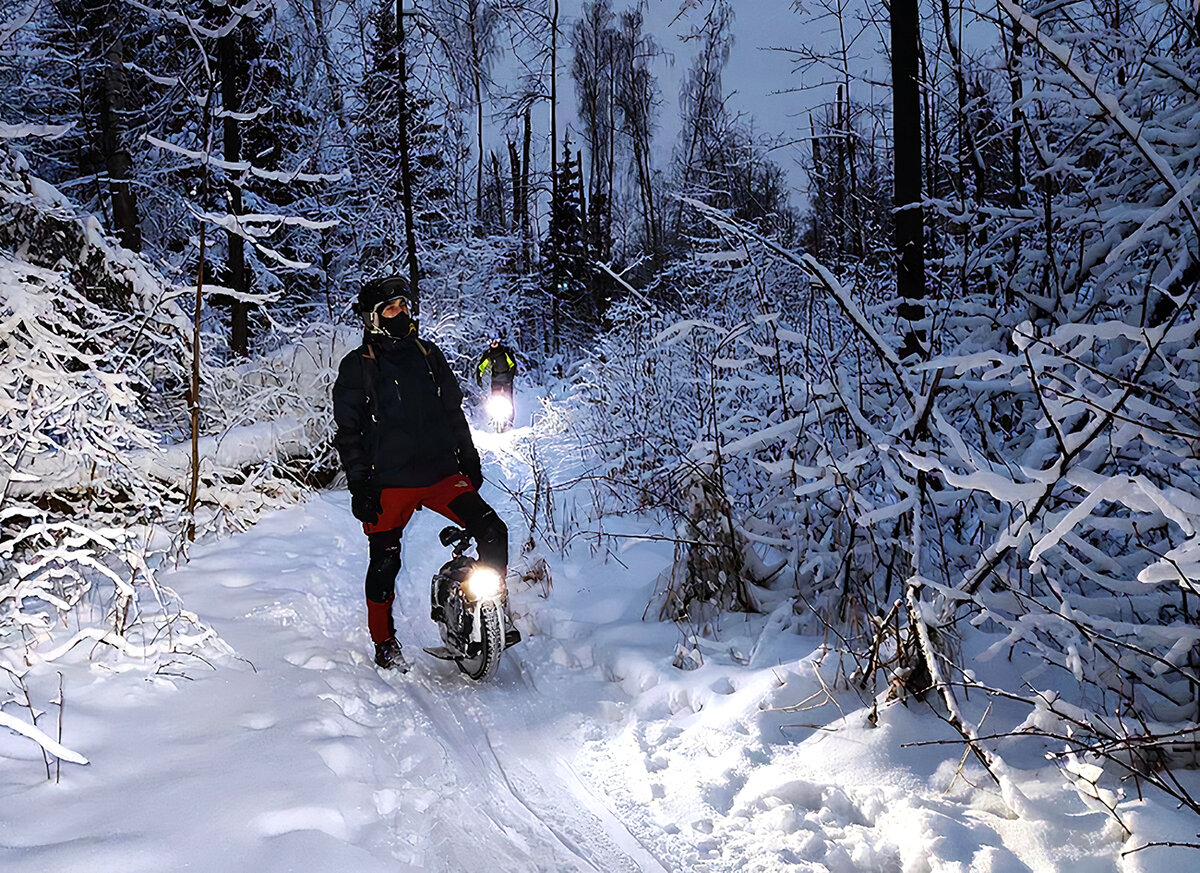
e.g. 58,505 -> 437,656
349,479 -> 382,524
461,456 -> 483,491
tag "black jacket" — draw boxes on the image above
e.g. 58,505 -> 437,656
477,344 -> 519,386
333,332 -> 482,489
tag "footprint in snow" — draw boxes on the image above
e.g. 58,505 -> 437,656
218,572 -> 257,588
252,806 -> 351,840
237,713 -> 276,730
284,648 -> 339,670
315,740 -> 365,778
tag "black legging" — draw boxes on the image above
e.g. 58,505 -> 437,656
364,490 -> 508,603
491,377 -> 514,399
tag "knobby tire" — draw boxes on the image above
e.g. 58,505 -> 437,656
458,601 -> 502,681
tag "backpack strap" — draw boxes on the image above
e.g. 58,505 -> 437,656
413,338 -> 442,397
363,338 -> 442,401
360,343 -> 380,422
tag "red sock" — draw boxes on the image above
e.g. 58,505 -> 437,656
367,596 -> 395,643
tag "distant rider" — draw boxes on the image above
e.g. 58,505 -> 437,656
476,336 -> 519,400
476,336 -> 519,428
332,276 -> 511,670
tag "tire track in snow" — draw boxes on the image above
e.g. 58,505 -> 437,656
368,645 -> 666,873
296,499 -> 664,872
480,730 -> 672,873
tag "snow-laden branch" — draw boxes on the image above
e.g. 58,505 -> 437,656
145,136 -> 349,184
30,624 -> 221,665
0,711 -> 88,766
0,122 -> 76,140
198,211 -> 340,233
0,0 -> 37,49
945,314 -> 1187,606
680,196 -> 918,411
5,418 -> 310,499
1022,475 -> 1192,588
999,0 -> 1200,246
721,415 -> 807,457
125,0 -> 273,40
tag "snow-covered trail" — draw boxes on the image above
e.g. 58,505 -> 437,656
3,417 -> 1158,872
160,489 -> 669,872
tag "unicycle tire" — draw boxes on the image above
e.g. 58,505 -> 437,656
457,601 -> 503,681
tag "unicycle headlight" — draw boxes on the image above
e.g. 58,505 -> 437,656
486,393 -> 513,422
463,566 -> 503,600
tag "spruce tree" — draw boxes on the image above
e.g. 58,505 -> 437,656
544,136 -> 588,349
356,0 -> 455,275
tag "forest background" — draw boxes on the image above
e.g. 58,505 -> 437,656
3,0 -> 1200,849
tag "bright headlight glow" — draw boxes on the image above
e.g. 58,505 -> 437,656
464,567 -> 502,600
486,393 -> 513,421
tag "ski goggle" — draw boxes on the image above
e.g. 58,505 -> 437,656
374,296 -> 409,316
367,296 -> 409,331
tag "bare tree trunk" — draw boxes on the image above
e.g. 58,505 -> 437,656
1007,20 -> 1025,208
467,0 -> 486,230
475,79 -> 485,229
98,37 -> 141,251
834,89 -> 847,267
311,0 -> 337,311
312,0 -> 344,116
630,130 -> 655,254
187,222 -> 204,543
1004,18 -> 1025,301
604,53 -> 616,262
509,140 -> 522,235
522,105 -> 533,270
548,0 -> 560,356
219,32 -> 249,357
939,0 -> 986,197
395,0 -> 421,311
188,90 -> 216,543
843,88 -> 863,260
674,55 -> 717,234
834,8 -> 861,262
920,41 -> 938,277
810,113 -> 822,256
550,0 -> 559,229
891,0 -> 927,360
490,150 -> 507,229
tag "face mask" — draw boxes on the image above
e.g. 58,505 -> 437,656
379,310 -> 413,338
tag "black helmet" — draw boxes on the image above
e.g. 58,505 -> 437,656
358,275 -> 411,318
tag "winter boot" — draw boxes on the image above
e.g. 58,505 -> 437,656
374,637 -> 410,672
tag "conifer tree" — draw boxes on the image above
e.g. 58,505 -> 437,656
208,4 -> 318,353
357,0 -> 455,279
8,0 -> 152,253
544,136 -> 588,349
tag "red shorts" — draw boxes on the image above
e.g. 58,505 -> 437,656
363,474 -> 476,535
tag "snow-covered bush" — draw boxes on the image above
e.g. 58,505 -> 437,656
0,147 -> 348,765
560,0 -> 1200,817
570,195 -> 1200,816
0,148 -> 221,688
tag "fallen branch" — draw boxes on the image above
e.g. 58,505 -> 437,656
0,710 -> 88,766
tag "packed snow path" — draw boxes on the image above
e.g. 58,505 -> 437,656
158,494 -> 671,873
4,446 -> 1152,871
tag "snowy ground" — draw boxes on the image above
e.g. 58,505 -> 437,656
3,404 -> 1198,872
